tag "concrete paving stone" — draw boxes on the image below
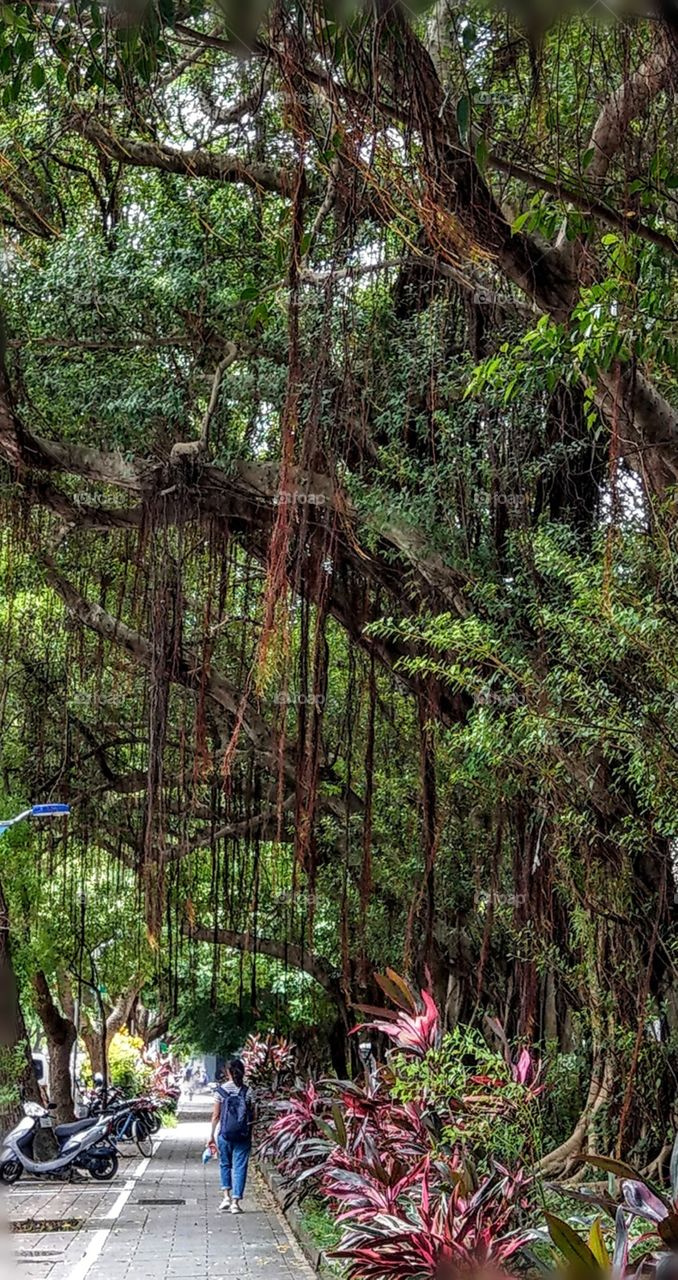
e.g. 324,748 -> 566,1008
6,1095 -> 315,1280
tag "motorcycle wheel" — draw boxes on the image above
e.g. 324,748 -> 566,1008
0,1159 -> 22,1184
88,1152 -> 118,1181
132,1120 -> 153,1158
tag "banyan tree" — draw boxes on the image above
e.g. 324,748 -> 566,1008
0,0 -> 676,1164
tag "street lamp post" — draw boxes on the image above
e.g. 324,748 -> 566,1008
0,803 -> 70,836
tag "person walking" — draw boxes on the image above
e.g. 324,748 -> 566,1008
208,1057 -> 255,1214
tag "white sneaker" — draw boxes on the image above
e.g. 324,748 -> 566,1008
217,1194 -> 231,1212
230,1200 -> 242,1214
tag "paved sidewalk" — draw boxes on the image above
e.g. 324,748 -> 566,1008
4,1097 -> 315,1280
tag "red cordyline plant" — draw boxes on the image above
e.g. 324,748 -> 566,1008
258,972 -> 545,1280
258,1078 -> 324,1172
242,1031 -> 296,1093
259,1074 -> 435,1207
324,1149 -> 430,1224
333,1161 -> 534,1280
483,1016 -> 545,1102
242,1033 -> 268,1076
354,970 -> 442,1056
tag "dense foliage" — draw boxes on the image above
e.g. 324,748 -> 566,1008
261,976 -> 678,1280
0,0 -> 675,1190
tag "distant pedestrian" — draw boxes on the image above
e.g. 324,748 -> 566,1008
208,1058 -> 255,1214
184,1063 -> 195,1098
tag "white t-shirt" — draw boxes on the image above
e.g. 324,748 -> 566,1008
217,1081 -> 255,1108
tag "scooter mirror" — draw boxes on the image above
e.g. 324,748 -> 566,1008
24,1102 -> 45,1117
93,1073 -> 104,1086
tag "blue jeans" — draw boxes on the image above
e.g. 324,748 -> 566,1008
217,1135 -> 251,1199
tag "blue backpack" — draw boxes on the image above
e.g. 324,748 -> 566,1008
218,1086 -> 251,1142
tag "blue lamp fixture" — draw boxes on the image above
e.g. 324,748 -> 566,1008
0,803 -> 71,835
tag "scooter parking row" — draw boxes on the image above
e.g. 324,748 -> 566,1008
0,1090 -> 162,1184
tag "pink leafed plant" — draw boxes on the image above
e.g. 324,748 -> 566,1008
258,1078 -> 323,1170
242,1031 -> 296,1093
353,970 -> 442,1056
332,1162 -> 533,1280
483,1017 -> 545,1100
257,974 -> 548,1279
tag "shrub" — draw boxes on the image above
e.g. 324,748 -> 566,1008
389,1023 -> 545,1170
108,1029 -> 152,1096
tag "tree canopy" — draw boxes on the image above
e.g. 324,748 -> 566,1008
0,0 -> 676,1160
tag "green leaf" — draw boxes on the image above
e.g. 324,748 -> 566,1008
30,62 -> 45,88
578,1154 -> 643,1180
331,1102 -> 347,1147
511,211 -> 532,234
545,1212 -> 603,1272
246,302 -> 270,330
588,1218 -> 610,1267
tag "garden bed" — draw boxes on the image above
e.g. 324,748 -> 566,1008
256,1155 -> 342,1279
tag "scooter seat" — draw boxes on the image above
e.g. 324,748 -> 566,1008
54,1118 -> 95,1138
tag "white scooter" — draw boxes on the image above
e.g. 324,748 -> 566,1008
0,1101 -> 119,1183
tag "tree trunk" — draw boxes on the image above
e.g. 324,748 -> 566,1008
328,1016 -> 349,1078
81,1025 -> 104,1078
32,971 -> 76,1123
0,877 -> 40,1107
81,983 -> 141,1080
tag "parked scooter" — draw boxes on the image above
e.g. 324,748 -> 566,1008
84,1076 -> 160,1155
0,1101 -> 118,1184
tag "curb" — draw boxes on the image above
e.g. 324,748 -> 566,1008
256,1156 -> 337,1279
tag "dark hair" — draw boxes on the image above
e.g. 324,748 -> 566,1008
228,1057 -> 245,1087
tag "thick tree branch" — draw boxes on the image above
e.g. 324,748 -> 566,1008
70,110 -> 296,198
588,27 -> 675,184
491,150 -> 678,259
187,924 -> 342,998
